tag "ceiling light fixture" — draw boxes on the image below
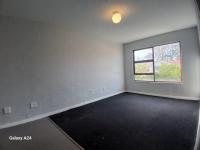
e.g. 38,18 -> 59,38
112,11 -> 122,24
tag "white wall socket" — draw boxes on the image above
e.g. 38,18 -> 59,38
3,106 -> 12,114
30,102 -> 38,109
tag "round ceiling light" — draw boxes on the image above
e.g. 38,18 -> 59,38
112,11 -> 122,24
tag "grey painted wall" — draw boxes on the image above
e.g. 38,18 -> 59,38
0,15 -> 124,126
124,27 -> 200,99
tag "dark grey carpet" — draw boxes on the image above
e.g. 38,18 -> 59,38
50,93 -> 199,150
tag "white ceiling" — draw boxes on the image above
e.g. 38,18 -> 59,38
0,0 -> 198,43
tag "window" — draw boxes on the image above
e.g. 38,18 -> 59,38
133,42 -> 182,82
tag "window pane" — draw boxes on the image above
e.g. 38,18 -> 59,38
135,75 -> 154,81
135,62 -> 153,74
134,48 -> 153,61
154,42 -> 181,82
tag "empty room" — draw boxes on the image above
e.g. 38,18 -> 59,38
0,0 -> 200,150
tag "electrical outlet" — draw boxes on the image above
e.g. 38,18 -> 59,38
3,106 -> 12,114
30,102 -> 38,109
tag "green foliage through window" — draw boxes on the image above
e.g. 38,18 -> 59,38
155,63 -> 181,81
134,42 -> 181,82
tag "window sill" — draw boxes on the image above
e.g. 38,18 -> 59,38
133,80 -> 183,84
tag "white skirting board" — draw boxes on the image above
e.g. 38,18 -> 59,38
1,90 -> 199,130
127,90 -> 200,101
0,91 -> 124,129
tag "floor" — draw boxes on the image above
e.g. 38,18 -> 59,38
0,118 -> 83,150
51,93 -> 199,150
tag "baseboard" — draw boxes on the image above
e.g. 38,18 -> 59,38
0,91 -> 124,129
126,90 -> 200,101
